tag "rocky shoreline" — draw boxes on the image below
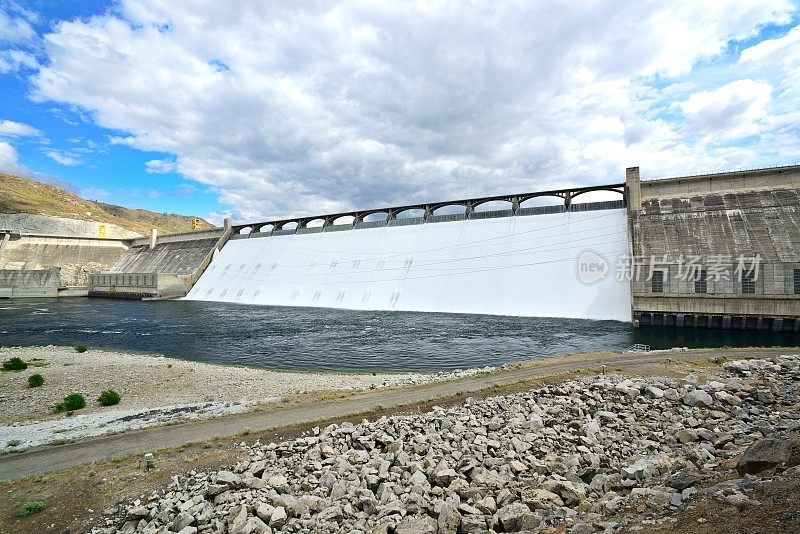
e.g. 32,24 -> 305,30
94,354 -> 800,533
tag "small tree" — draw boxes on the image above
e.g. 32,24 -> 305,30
74,345 -> 88,353
27,374 -> 44,388
98,389 -> 121,406
55,393 -> 86,412
2,357 -> 27,371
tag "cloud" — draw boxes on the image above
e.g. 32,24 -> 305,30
740,25 -> 800,67
27,0 -> 799,220
0,119 -> 41,136
0,139 -> 77,190
679,80 -> 773,140
80,186 -> 110,199
0,49 -> 37,73
0,5 -> 36,44
45,150 -> 82,166
145,158 -> 178,173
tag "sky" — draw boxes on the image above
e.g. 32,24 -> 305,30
0,1 -> 798,224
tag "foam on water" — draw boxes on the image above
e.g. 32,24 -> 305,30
187,209 -> 632,321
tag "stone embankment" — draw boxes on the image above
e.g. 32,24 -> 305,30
95,355 -> 800,534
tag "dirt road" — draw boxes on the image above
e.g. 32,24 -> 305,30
0,348 -> 792,482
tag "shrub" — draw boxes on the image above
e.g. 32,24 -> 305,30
74,345 -> 88,353
55,393 -> 86,413
2,357 -> 27,371
27,374 -> 44,388
97,389 -> 121,407
19,501 -> 45,517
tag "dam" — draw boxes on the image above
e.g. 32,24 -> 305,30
185,201 -> 631,320
3,164 -> 800,330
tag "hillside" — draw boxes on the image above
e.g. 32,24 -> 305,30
0,172 -> 214,235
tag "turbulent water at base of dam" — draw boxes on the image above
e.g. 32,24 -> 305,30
186,209 -> 632,321
1,299 -> 798,372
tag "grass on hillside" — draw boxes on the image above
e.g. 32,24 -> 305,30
0,172 -> 214,235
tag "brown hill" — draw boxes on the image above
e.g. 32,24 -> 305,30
0,172 -> 214,235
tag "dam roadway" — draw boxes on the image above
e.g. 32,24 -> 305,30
0,347 -> 791,482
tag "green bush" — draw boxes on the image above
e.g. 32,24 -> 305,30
19,501 -> 45,517
55,393 -> 86,412
74,345 -> 88,353
97,389 -> 121,407
27,374 -> 44,388
2,357 -> 27,371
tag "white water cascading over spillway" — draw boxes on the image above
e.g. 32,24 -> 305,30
186,208 -> 632,321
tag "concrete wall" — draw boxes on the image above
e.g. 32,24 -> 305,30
0,233 -> 129,288
629,164 -> 800,328
187,208 -> 632,320
89,272 -> 195,299
640,164 -> 800,200
0,267 -> 60,297
90,222 -> 231,299
0,235 -> 129,269
110,238 -> 221,275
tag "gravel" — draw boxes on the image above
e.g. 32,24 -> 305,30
95,353 -> 800,533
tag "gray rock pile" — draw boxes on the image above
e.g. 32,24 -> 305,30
94,355 -> 800,534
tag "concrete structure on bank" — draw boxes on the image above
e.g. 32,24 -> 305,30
626,164 -> 800,331
0,232 -> 129,297
0,223 -> 230,299
88,223 -> 230,299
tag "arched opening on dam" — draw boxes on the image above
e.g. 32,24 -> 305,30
569,189 -> 625,205
518,195 -> 564,208
430,203 -> 465,216
394,207 -> 424,220
253,223 -> 276,234
330,215 -> 355,226
361,212 -> 390,223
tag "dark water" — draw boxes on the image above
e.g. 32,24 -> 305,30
0,298 -> 797,372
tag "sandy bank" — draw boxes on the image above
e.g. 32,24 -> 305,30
0,345 -> 493,451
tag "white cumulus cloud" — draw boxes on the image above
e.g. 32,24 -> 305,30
45,150 -> 82,166
27,0 -> 799,220
680,80 -> 773,140
145,158 -> 178,174
0,119 -> 41,136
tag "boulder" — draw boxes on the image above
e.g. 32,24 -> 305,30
458,514 -> 487,534
737,434 -> 800,475
540,479 -> 586,506
496,502 -> 539,532
437,500 -> 462,534
520,487 -> 563,510
268,506 -> 287,529
683,389 -> 713,407
394,516 -> 437,534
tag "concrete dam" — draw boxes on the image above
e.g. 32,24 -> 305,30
186,203 -> 632,320
3,164 -> 799,330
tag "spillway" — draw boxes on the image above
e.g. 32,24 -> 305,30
186,207 -> 631,321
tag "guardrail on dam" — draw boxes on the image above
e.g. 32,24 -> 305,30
229,183 -> 625,236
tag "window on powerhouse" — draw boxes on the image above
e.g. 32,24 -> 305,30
741,270 -> 755,294
694,270 -> 707,294
651,270 -> 664,293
